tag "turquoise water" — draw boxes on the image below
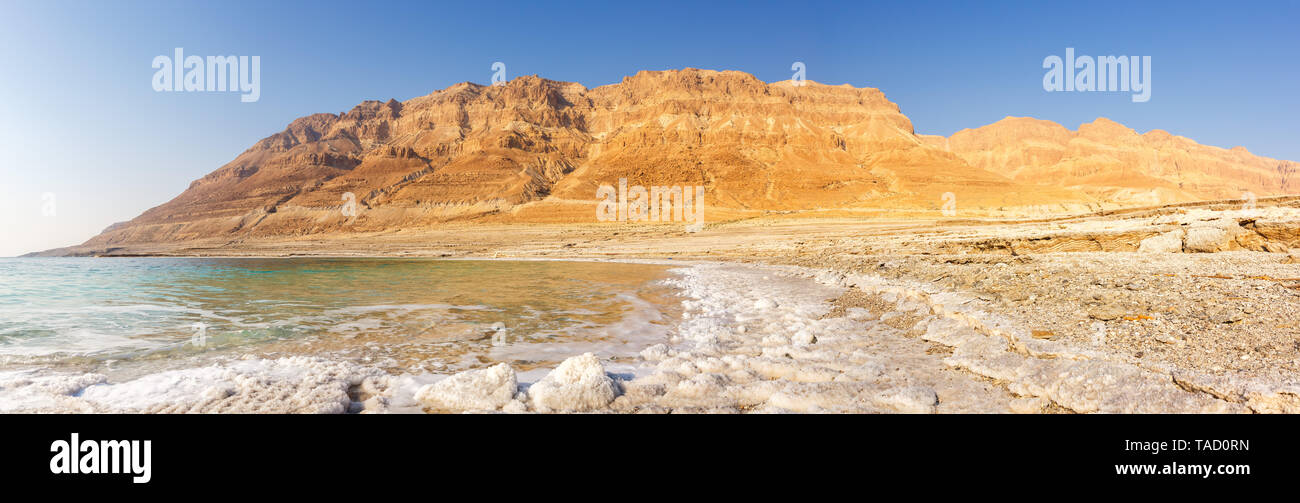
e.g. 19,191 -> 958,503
0,258 -> 678,378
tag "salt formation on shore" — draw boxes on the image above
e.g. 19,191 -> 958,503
527,353 -> 619,412
4,260 -> 1297,414
0,356 -> 381,413
401,261 -> 1296,414
413,363 -> 518,412
377,263 -> 1015,413
405,353 -> 619,413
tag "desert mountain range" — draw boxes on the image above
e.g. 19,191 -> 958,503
79,69 -> 1297,249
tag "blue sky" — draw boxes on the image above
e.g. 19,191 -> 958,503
1,0 -> 1297,256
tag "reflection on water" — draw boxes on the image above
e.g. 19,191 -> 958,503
0,258 -> 680,379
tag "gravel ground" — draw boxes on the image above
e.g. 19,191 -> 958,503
778,251 -> 1300,382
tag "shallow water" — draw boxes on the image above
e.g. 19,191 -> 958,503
0,258 -> 680,380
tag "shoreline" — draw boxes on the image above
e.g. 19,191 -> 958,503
7,197 -> 1300,413
4,255 -> 1297,413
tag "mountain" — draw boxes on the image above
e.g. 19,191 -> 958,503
930,116 -> 1298,206
73,69 -> 1295,251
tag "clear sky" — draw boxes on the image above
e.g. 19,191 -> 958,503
2,0 -> 1297,256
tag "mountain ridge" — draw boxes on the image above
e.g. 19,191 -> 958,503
926,115 -> 1297,206
67,68 -> 1297,252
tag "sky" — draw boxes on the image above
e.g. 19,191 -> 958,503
1,0 -> 1297,256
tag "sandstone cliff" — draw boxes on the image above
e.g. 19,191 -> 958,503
78,69 -> 1295,250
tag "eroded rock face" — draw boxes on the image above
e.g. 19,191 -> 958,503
1185,224 -> 1237,253
945,116 -> 1299,207
92,69 -> 1045,248
66,69 -> 1297,254
1139,230 -> 1184,253
1179,217 -> 1268,253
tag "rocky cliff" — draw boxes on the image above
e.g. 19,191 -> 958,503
80,69 -> 1295,249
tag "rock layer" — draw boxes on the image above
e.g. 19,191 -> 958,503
77,70 -> 1296,251
939,116 -> 1298,206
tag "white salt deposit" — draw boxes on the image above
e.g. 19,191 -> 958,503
6,259 -> 1274,414
413,363 -> 517,412
527,353 -> 618,412
0,357 -> 382,413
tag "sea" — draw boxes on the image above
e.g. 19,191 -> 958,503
0,257 -> 682,411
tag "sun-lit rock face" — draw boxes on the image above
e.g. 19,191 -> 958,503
946,116 -> 1299,206
83,69 -> 1294,248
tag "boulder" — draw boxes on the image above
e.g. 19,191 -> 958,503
1138,230 -> 1183,253
1184,219 -> 1246,253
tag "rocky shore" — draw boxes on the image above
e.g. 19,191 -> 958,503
24,198 -> 1300,413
